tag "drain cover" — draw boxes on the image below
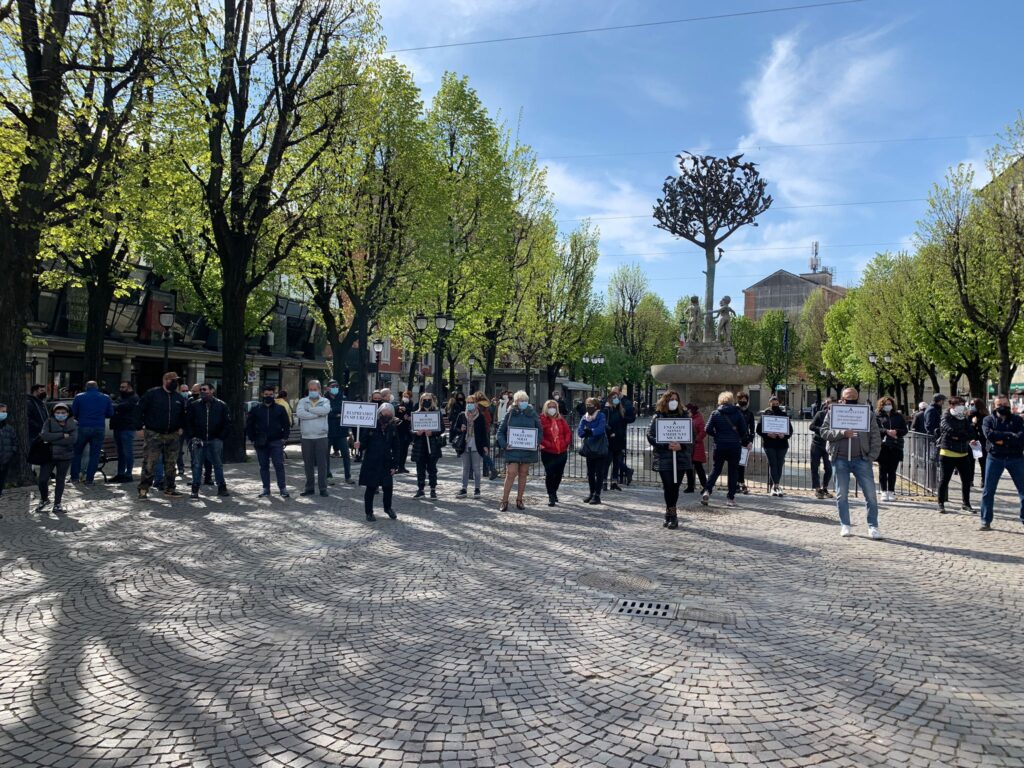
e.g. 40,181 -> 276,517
578,571 -> 657,593
612,599 -> 678,619
678,607 -> 735,624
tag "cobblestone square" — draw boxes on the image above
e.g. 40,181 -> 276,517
2,455 -> 1023,767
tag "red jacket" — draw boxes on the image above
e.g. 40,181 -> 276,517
540,413 -> 572,454
691,410 -> 707,463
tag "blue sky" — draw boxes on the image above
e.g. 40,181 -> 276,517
380,0 -> 1024,314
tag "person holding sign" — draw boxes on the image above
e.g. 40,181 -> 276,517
875,396 -> 908,502
936,396 -> 976,514
646,390 -> 692,529
412,393 -> 443,499
354,403 -> 400,521
702,391 -> 750,507
496,391 -> 541,511
756,395 -> 793,497
824,388 -> 882,539
540,398 -> 572,507
452,392 -> 489,498
296,380 -> 332,497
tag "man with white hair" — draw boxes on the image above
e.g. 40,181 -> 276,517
296,379 -> 332,497
824,387 -> 882,539
910,401 -> 928,433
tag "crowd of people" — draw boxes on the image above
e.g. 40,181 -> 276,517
3,372 -> 1023,535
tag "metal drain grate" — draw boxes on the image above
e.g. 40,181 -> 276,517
578,571 -> 657,593
678,607 -> 735,624
612,599 -> 678,619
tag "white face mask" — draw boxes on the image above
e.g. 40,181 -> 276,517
883,405 -> 893,413
668,400 -> 679,411
952,405 -> 966,418
547,407 -> 557,416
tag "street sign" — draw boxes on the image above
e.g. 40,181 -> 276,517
246,369 -> 257,384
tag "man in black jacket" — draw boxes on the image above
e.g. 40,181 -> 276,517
924,393 -> 946,437
809,398 -> 835,499
110,381 -> 139,482
735,392 -> 756,494
27,384 -> 49,441
978,394 -> 1024,531
134,371 -> 188,499
184,383 -> 231,499
247,384 -> 291,497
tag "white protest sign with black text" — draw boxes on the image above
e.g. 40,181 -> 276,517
506,427 -> 539,451
340,401 -> 378,429
412,411 -> 442,432
655,418 -> 693,445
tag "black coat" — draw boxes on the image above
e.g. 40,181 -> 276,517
358,421 -> 400,486
185,397 -> 231,441
411,410 -> 443,460
645,414 -> 693,474
756,407 -> 793,448
246,403 -> 291,445
395,401 -> 414,439
27,394 -> 48,439
938,413 -> 974,454
876,410 -> 909,453
110,392 -> 139,431
135,386 -> 187,434
452,411 -> 489,456
809,408 -> 829,448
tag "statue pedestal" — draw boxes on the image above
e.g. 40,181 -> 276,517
651,342 -> 762,408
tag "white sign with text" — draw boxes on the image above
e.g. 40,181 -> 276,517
340,401 -> 378,429
412,411 -> 442,432
761,415 -> 791,434
655,418 -> 693,444
507,427 -> 539,451
828,404 -> 872,432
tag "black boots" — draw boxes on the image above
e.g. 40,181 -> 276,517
190,486 -> 200,499
666,506 -> 678,530
217,484 -> 230,497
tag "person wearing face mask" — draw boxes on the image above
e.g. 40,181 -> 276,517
447,392 -> 466,424
0,403 -> 17,502
756,395 -> 794,497
646,391 -> 692,529
968,397 -> 989,489
936,396 -> 976,514
475,393 -> 497,480
108,381 -> 139,482
354,403 -> 400,521
910,401 -> 928,434
809,398 -> 835,499
496,391 -> 511,427
539,398 -> 572,506
296,379 -> 332,497
978,394 -> 1024,531
134,371 -> 188,499
395,390 -> 414,473
184,383 -> 231,499
683,403 -> 707,494
603,386 -> 636,491
453,391 -> 491,498
412,392 -> 443,498
874,396 -> 908,503
37,403 -> 77,514
246,385 -> 291,497
324,380 -> 353,486
497,391 -> 542,510
702,391 -> 750,507
577,397 -> 610,505
734,392 -> 755,495
823,387 -> 882,539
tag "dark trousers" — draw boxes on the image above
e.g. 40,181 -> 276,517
978,453 -> 987,487
938,453 -> 974,505
399,435 -> 411,471
541,451 -> 567,497
810,442 -> 832,489
877,446 -> 902,492
114,429 -> 135,479
364,478 -> 393,516
329,436 -> 351,480
416,455 -> 438,489
256,440 -> 287,491
606,444 -> 629,482
39,460 -> 70,504
0,459 -> 9,492
764,444 -> 788,487
660,469 -> 683,508
706,446 -> 741,499
685,462 -> 707,492
586,455 -> 607,496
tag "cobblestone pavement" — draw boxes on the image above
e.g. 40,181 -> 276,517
1,452 -> 1023,768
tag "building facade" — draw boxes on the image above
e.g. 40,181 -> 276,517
742,269 -> 846,320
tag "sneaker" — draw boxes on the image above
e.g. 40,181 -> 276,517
258,489 -> 271,498
457,488 -> 467,497
385,509 -> 397,520
938,503 -> 947,514
320,490 -> 329,497
430,488 -> 437,499
53,504 -> 65,515
414,489 -> 425,498
776,488 -> 785,498
300,490 -> 315,496
136,487 -> 148,500
190,488 -> 200,500
978,522 -> 991,531
840,524 -> 852,538
280,490 -> 290,498
824,490 -> 835,499
346,478 -> 355,485
164,488 -> 183,498
474,489 -> 481,497
869,526 -> 882,540
961,503 -> 974,513
739,484 -> 749,495
700,491 -> 710,506
725,498 -> 737,507
814,488 -> 825,499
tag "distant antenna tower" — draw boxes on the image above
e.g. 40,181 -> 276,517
809,241 -> 820,273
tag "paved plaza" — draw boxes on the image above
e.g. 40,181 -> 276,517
1,453 -> 1023,768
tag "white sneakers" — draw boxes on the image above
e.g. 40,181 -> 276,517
869,526 -> 883,540
880,491 -> 896,503
840,524 -> 882,539
840,525 -> 852,537
701,491 -> 710,506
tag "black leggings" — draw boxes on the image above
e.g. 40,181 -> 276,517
586,455 -> 607,496
39,460 -> 70,504
364,479 -> 393,516
937,453 -> 974,505
541,451 -> 567,496
660,469 -> 683,507
685,462 -> 707,491
416,455 -> 437,489
877,446 -> 902,492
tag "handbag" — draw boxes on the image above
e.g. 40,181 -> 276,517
579,431 -> 608,457
452,429 -> 467,456
28,436 -> 52,465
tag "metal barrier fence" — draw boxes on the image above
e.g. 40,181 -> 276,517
489,425 -> 940,497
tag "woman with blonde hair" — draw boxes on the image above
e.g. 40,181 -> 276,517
540,397 -> 572,506
452,391 -> 490,497
646,390 -> 691,529
496,390 -> 541,511
702,390 -> 751,507
412,391 -> 443,498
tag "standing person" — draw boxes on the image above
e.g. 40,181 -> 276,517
539,398 -> 572,506
734,392 -> 755,495
412,392 -> 442,499
809,398 -> 834,499
275,389 -> 293,425
134,372 -> 188,499
184,383 -> 231,499
875,395 -> 908,502
577,397 -> 609,505
246,385 -> 291,497
969,397 -> 989,489
978,394 -> 1024,531
0,403 -> 17,503
476,392 -> 497,480
69,381 -> 113,486
683,402 -> 707,494
935,396 -> 976,514
824,387 -> 882,539
395,390 -> 414,473
702,391 -> 750,507
109,382 -> 139,482
756,395 -> 793,497
325,380 -> 353,485
37,403 -> 77,514
910,401 -> 928,433
354,403 -> 400,521
496,391 -> 511,428
604,386 -> 637,490
924,393 -> 947,438
646,390 -> 692,529
296,380 -> 332,497
497,391 -> 541,511
554,390 -> 569,417
453,392 -> 490,498
175,382 -> 191,476
27,384 -> 49,441
447,392 -> 466,426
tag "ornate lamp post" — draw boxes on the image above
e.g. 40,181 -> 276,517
158,308 -> 175,373
467,355 -> 477,393
868,352 -> 880,401
372,339 -> 384,389
433,313 -> 454,400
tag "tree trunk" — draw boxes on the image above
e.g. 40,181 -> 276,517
912,379 -> 924,407
546,362 -> 559,399
704,243 -> 717,342
406,339 -> 419,393
83,272 -> 115,385
966,366 -> 987,400
928,368 -> 942,395
948,373 -> 960,396
356,312 -> 369,400
220,274 -> 249,463
481,328 -> 498,396
998,337 -> 1013,396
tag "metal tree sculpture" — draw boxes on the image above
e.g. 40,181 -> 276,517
654,153 -> 773,342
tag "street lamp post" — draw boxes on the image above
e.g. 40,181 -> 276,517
467,355 -> 477,393
412,313 -> 428,392
433,313 -> 454,401
372,339 -> 384,389
158,308 -> 175,374
868,352 -> 880,402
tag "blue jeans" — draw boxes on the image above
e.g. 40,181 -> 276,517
114,429 -> 135,478
191,439 -> 225,488
979,455 -> 1024,525
71,426 -> 105,483
833,456 -> 879,527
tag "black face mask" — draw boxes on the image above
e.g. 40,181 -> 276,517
845,399 -> 859,405
35,391 -> 46,400
586,407 -> 596,415
263,396 -> 275,404
165,380 -> 178,391
997,406 -> 1012,417
738,401 -> 748,408
423,400 -> 432,408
